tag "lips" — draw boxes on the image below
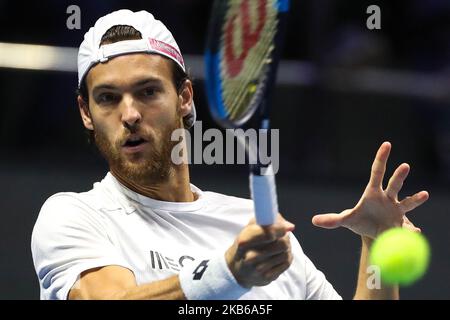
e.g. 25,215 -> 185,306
122,135 -> 148,153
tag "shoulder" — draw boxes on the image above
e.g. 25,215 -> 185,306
32,188 -> 113,245
36,189 -> 103,222
36,176 -> 121,222
41,191 -> 96,210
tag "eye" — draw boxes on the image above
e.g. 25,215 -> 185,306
142,87 -> 156,97
97,93 -> 118,104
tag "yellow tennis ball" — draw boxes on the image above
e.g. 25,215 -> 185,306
370,228 -> 430,286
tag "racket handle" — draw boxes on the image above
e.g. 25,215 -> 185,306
250,164 -> 279,226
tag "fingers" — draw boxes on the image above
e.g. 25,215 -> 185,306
254,250 -> 292,274
368,142 -> 391,189
244,261 -> 292,287
243,245 -> 293,287
385,163 -> 410,200
402,216 -> 421,233
228,219 -> 294,287
243,234 -> 291,263
261,261 -> 292,283
248,213 -> 292,227
237,225 -> 283,248
311,213 -> 344,229
399,191 -> 429,212
238,219 -> 295,249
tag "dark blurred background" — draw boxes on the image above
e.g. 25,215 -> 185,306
0,0 -> 449,299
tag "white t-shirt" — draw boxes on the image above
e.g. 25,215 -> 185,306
31,172 -> 342,300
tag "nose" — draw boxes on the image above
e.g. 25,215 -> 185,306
120,96 -> 142,129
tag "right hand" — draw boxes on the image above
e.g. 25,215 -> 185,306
225,214 -> 295,288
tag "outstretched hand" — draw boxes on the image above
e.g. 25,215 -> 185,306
312,142 -> 429,239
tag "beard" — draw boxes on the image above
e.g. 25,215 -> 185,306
93,115 -> 182,185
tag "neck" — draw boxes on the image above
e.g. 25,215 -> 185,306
110,164 -> 195,202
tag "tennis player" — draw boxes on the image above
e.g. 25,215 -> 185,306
31,9 -> 429,300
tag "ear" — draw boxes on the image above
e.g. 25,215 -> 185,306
178,79 -> 194,118
77,95 -> 94,130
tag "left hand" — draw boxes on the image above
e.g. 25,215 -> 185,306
312,142 -> 429,239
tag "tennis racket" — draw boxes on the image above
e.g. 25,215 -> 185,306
205,0 -> 290,225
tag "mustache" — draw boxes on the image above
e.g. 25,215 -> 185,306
116,129 -> 154,147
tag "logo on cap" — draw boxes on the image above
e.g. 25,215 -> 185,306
148,38 -> 185,70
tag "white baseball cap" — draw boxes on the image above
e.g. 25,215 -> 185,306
78,9 -> 196,128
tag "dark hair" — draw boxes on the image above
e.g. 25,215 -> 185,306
77,25 -> 189,102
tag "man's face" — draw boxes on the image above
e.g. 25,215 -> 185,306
81,54 -> 189,183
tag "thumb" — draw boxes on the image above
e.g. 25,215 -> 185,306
311,213 -> 344,229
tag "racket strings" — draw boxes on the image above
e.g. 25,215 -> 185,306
220,0 -> 279,121
227,40 -> 274,119
224,21 -> 276,119
226,39 -> 273,119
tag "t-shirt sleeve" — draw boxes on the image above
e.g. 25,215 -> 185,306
31,194 -> 132,300
290,234 -> 342,300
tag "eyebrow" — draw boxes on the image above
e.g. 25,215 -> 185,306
92,77 -> 164,95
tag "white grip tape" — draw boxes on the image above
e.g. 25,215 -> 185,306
250,165 -> 279,226
178,253 -> 249,300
